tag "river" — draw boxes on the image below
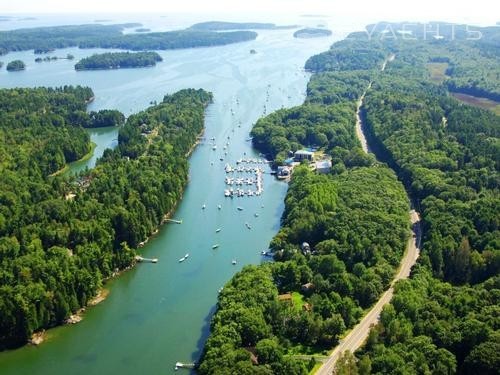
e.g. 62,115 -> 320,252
0,13 -> 339,374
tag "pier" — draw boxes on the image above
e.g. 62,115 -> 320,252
165,218 -> 183,224
175,362 -> 196,370
135,256 -> 158,263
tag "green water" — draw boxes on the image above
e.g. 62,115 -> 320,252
0,16 -> 339,374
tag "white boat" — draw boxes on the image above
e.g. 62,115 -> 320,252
254,213 -> 259,217
212,145 -> 217,150
179,256 -> 186,263
237,206 -> 244,211
216,228 -> 222,233
218,204 -> 222,210
184,253 -> 189,259
212,244 -> 220,249
231,259 -> 237,265
202,204 -> 206,209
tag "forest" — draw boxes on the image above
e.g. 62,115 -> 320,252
0,23 -> 257,53
201,22 -> 499,374
74,51 -> 163,70
310,23 -> 499,374
0,87 -> 212,348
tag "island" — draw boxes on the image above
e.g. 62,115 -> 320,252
189,21 -> 298,31
293,27 -> 332,38
6,59 -> 25,71
75,51 -> 163,70
0,24 -> 258,54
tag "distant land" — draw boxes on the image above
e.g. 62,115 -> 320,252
75,51 -> 162,70
189,21 -> 298,31
18,17 -> 37,21
300,14 -> 329,17
135,28 -> 151,33
0,24 -> 257,54
293,27 -> 332,38
94,19 -> 112,22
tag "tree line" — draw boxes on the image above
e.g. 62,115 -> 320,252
0,23 -> 257,54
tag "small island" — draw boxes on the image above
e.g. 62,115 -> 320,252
75,51 -> 162,70
293,28 -> 332,38
6,60 -> 26,71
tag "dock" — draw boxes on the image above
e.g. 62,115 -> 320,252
175,362 -> 196,370
165,219 -> 183,224
135,256 -> 158,263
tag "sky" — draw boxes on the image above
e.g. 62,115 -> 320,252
1,0 -> 499,25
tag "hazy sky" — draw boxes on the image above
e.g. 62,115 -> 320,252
1,0 -> 499,25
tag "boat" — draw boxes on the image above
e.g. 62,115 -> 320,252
212,145 -> 217,150
245,222 -> 252,229
237,206 -> 244,211
184,253 -> 189,259
254,213 -> 259,217
202,204 -> 206,210
179,255 -> 186,262
212,244 -> 220,249
216,228 -> 222,233
231,259 -> 237,265
218,204 -> 222,210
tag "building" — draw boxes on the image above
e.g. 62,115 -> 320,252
277,166 -> 291,179
301,242 -> 311,255
315,159 -> 332,174
294,150 -> 314,162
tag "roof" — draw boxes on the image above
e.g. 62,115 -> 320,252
295,150 -> 314,155
278,293 -> 293,301
315,160 -> 332,169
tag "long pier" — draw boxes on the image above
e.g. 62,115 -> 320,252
165,219 -> 183,224
175,362 -> 196,370
135,256 -> 158,263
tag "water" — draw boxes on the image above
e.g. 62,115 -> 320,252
0,14 -> 339,374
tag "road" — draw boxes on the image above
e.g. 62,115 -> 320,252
316,53 -> 423,375
316,210 -> 421,375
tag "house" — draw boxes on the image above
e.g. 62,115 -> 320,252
315,159 -> 332,174
294,150 -> 314,162
301,242 -> 311,255
301,282 -> 314,293
278,293 -> 293,305
302,303 -> 312,312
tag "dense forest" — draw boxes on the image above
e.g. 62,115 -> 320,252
201,22 -> 499,374
303,23 -> 499,374
6,59 -> 25,71
0,87 -> 212,348
0,24 -> 257,53
293,28 -> 332,38
74,51 -> 162,70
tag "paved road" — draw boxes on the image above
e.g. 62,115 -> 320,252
316,210 -> 421,375
316,53 -> 423,374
